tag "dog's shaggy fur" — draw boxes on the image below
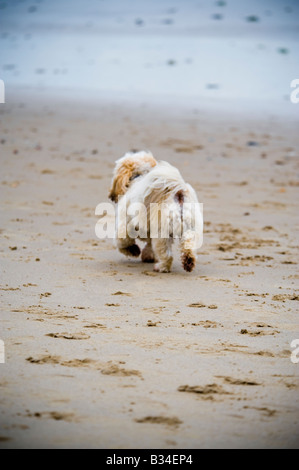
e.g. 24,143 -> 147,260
108,150 -> 202,273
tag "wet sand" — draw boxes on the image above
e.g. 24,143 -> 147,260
0,90 -> 298,448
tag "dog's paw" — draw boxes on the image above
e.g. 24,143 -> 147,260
142,255 -> 155,263
127,244 -> 141,257
141,247 -> 155,263
120,244 -> 141,258
181,252 -> 195,272
153,263 -> 171,273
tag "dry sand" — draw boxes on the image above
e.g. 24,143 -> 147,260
0,89 -> 298,448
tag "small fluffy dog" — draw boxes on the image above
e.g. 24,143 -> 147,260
108,150 -> 202,273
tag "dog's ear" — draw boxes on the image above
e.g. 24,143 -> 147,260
108,177 -> 123,203
109,152 -> 157,202
108,177 -> 128,202
108,184 -> 118,202
108,175 -> 119,202
108,160 -> 135,202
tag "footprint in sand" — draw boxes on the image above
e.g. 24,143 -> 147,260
25,411 -> 77,422
218,376 -> 261,386
26,355 -> 95,367
45,332 -> 90,340
112,291 -> 132,296
101,363 -> 142,378
191,320 -> 221,328
135,416 -> 182,428
188,303 -> 218,309
272,294 -> 299,302
178,384 -> 230,400
26,356 -> 142,378
84,323 -> 106,329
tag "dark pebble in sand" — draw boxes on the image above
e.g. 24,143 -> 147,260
162,18 -> 174,25
246,15 -> 259,22
206,83 -> 219,89
246,141 -> 259,147
277,48 -> 289,55
135,18 -> 144,26
212,13 -> 223,20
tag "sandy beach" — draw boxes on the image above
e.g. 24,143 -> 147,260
0,0 -> 299,449
0,88 -> 298,448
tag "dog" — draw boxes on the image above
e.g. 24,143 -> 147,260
108,150 -> 202,273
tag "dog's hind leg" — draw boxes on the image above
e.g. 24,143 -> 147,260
180,230 -> 196,272
152,238 -> 173,273
117,236 -> 141,258
141,239 -> 155,263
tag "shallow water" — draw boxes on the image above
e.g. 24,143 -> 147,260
0,0 -> 299,115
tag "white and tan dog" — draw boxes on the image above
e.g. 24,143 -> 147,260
108,150 -> 202,273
